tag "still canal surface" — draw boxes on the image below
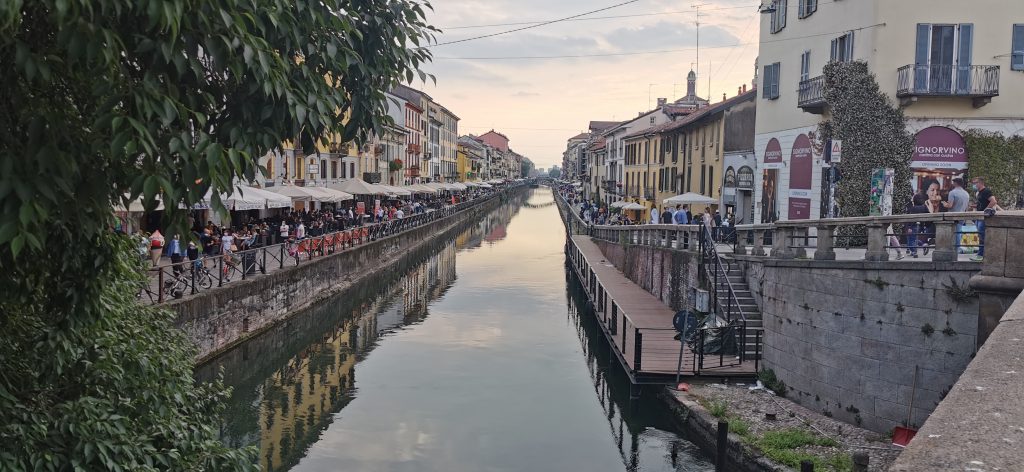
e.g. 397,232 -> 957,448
197,188 -> 713,471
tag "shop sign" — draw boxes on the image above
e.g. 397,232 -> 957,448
763,138 -> 783,169
911,127 -> 967,170
724,167 -> 737,187
737,166 -> 754,189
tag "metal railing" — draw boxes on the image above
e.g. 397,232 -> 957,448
141,188 -> 516,304
797,75 -> 825,109
897,64 -> 1000,97
556,191 -> 761,378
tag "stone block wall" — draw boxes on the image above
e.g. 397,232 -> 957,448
739,258 -> 981,433
170,195 -> 505,362
593,239 -> 699,312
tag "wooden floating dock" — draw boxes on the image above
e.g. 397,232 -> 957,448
568,235 -> 756,384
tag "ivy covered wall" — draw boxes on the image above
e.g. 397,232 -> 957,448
817,61 -> 915,216
963,130 -> 1024,209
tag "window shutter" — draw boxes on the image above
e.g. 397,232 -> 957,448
1013,24 -> 1024,71
798,0 -> 805,18
915,24 -> 930,66
830,38 -> 838,62
958,24 -> 974,93
845,31 -> 855,60
763,65 -> 772,98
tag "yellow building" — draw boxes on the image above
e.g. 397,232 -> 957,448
456,146 -> 469,182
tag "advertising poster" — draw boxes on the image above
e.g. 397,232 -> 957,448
356,201 -> 365,215
374,199 -> 381,216
869,168 -> 894,217
787,134 -> 814,220
760,138 -> 783,223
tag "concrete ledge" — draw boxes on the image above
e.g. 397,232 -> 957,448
731,255 -> 980,272
890,294 -> 1024,471
658,388 -> 786,472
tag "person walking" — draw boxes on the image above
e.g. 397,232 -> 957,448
906,194 -> 930,258
971,177 -> 1001,261
167,234 -> 184,275
279,220 -> 289,244
673,204 -> 689,225
649,206 -> 659,225
944,178 -> 970,212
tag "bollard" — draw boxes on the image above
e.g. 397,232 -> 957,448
852,452 -> 869,472
715,420 -> 729,472
800,460 -> 814,471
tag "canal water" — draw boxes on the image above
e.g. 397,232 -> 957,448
197,188 -> 713,472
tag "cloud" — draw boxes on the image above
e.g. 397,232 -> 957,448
602,21 -> 740,52
512,91 -> 540,97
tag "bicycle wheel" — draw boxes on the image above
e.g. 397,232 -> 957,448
198,271 -> 214,290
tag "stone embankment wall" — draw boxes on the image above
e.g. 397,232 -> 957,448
738,257 -> 980,433
170,192 -> 511,362
592,238 -> 699,312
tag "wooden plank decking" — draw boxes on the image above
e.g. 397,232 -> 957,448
569,235 -> 755,383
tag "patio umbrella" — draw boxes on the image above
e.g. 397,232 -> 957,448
377,184 -> 412,197
234,185 -> 291,209
266,185 -> 315,202
328,178 -> 389,195
304,186 -> 354,202
609,201 -> 629,208
114,194 -> 165,212
621,202 -> 646,211
663,192 -> 717,206
448,182 -> 468,191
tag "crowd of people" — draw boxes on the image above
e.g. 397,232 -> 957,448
557,183 -> 736,241
894,176 -> 1000,261
128,189 -> 492,274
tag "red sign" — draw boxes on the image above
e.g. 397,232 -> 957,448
356,201 -> 365,215
788,198 -> 811,220
912,126 -> 967,170
763,138 -> 783,168
789,134 -> 814,192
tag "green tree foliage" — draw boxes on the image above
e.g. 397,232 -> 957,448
0,0 -> 437,468
817,61 -> 914,217
963,130 -> 1024,209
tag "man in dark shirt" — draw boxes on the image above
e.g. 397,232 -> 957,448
971,177 -> 998,261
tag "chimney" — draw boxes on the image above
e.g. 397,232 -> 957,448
657,98 -> 667,107
722,93 -> 727,102
742,84 -> 747,93
738,86 -> 742,96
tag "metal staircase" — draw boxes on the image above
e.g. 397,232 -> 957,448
699,226 -> 763,362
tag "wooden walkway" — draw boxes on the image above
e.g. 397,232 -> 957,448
568,235 -> 756,383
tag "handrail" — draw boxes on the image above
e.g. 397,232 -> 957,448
700,224 -> 746,324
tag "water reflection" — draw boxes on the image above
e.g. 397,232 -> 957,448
198,188 -> 711,471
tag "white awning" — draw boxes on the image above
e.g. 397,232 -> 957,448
328,178 -> 390,195
304,186 -> 354,202
663,192 -> 717,205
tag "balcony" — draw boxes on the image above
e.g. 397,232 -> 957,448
797,75 -> 826,114
406,165 -> 420,177
897,64 -> 1000,108
407,143 -> 421,154
363,172 -> 382,184
643,187 -> 654,200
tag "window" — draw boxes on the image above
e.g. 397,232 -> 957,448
1012,24 -> 1024,71
800,51 -> 811,82
770,0 -> 787,34
914,24 -> 974,93
797,0 -> 816,19
320,159 -> 327,180
830,32 -> 855,62
763,62 -> 781,99
650,116 -> 656,125
708,166 -> 715,196
699,165 -> 706,194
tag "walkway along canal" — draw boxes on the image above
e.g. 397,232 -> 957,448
197,187 -> 715,471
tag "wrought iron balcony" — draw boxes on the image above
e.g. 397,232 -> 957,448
363,172 -> 382,184
797,75 -> 826,114
897,64 -> 1000,108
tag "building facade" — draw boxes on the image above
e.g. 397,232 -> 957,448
754,0 -> 1024,222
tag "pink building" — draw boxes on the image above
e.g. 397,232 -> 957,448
478,130 -> 509,152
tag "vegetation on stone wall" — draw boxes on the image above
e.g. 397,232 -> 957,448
963,130 -> 1024,209
817,62 -> 915,217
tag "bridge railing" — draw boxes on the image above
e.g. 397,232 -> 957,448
732,211 -> 1004,262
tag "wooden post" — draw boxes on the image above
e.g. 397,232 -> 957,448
715,420 -> 729,472
932,221 -> 957,262
814,226 -> 837,260
852,452 -> 869,472
865,222 -> 889,261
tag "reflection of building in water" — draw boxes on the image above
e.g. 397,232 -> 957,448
211,189 -> 536,471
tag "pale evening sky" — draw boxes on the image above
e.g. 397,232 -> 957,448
415,0 -> 762,169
